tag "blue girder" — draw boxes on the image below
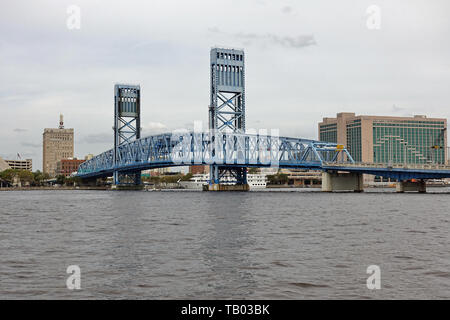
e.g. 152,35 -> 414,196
321,165 -> 450,180
77,131 -> 450,180
77,131 -> 353,179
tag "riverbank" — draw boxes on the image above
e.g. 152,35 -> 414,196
2,184 -> 448,191
0,186 -> 109,191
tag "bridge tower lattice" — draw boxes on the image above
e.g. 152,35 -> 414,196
209,47 -> 247,185
113,84 -> 141,185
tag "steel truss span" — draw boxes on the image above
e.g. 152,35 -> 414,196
77,131 -> 354,179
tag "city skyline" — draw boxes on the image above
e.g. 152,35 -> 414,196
2,0 -> 450,171
2,1 -> 450,304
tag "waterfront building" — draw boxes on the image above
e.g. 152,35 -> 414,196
153,168 -> 170,176
0,157 -> 11,171
319,113 -> 447,165
279,169 -> 322,187
43,115 -> 74,177
4,158 -> 32,171
448,147 -> 450,165
56,158 -> 85,177
189,165 -> 209,175
0,157 -> 32,171
260,167 -> 278,175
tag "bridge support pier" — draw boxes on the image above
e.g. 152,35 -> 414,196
112,171 -> 142,190
322,171 -> 364,192
396,180 -> 426,193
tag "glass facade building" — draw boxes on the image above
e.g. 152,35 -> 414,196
318,113 -> 447,165
346,119 -> 362,162
319,123 -> 337,143
372,120 -> 446,164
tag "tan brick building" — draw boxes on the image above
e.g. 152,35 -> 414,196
43,115 -> 74,177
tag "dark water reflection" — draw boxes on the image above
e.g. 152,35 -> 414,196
1,189 -> 449,299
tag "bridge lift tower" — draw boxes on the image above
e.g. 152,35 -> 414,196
113,84 -> 142,186
209,47 -> 248,190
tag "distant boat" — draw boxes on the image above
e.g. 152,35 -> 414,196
178,174 -> 209,190
178,173 -> 267,190
246,173 -> 268,189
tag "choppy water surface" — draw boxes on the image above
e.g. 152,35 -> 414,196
1,189 -> 449,299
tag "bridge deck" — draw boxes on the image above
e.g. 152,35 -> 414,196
76,131 -> 450,181
323,163 -> 450,180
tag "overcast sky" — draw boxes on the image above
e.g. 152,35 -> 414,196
1,0 -> 449,171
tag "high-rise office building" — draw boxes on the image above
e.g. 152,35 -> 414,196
319,113 -> 447,165
448,147 -> 450,165
43,115 -> 74,177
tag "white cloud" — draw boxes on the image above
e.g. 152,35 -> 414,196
142,122 -> 168,135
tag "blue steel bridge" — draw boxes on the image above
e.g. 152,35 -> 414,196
77,47 -> 450,192
76,130 -> 450,181
77,131 -> 355,179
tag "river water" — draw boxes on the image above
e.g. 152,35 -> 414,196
1,189 -> 449,299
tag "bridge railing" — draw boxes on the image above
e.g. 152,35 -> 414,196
77,131 -> 354,177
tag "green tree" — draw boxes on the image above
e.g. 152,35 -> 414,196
278,173 -> 289,184
0,169 -> 17,183
18,170 -> 34,185
32,170 -> 44,186
56,174 -> 66,185
149,176 -> 161,184
267,173 -> 288,185
180,173 -> 193,181
160,174 -> 183,184
64,176 -> 81,186
32,170 -> 50,185
248,167 -> 260,174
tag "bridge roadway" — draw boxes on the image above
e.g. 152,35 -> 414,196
322,163 -> 450,180
77,131 -> 450,182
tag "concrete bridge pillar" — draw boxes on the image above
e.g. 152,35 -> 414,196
322,171 -> 364,192
396,180 -> 426,193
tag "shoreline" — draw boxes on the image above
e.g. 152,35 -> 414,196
0,186 -> 109,191
2,185 -> 448,192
